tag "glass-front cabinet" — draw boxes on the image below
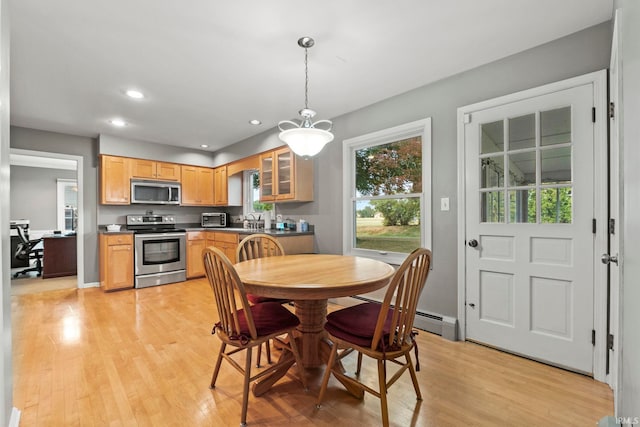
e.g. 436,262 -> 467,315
260,147 -> 313,202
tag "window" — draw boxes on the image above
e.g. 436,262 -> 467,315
57,179 -> 78,232
343,118 -> 432,264
243,170 -> 272,219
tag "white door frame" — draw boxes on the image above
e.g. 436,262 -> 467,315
456,70 -> 608,382
10,148 -> 85,288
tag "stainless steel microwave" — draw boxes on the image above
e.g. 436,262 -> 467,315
131,180 -> 181,205
202,212 -> 228,228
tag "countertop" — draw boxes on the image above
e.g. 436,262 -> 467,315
182,227 -> 314,237
98,225 -> 313,237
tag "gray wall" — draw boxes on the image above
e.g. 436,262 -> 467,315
10,166 -> 76,231
617,0 -> 640,418
10,127 -> 99,284
211,22 -> 612,318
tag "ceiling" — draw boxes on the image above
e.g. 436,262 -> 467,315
9,1 -> 613,152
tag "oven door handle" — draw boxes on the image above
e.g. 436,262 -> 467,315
135,232 -> 186,239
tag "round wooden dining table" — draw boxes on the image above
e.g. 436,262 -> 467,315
234,253 -> 395,396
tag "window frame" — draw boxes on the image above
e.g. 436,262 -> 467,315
342,118 -> 432,265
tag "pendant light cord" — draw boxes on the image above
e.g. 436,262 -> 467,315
304,47 -> 309,110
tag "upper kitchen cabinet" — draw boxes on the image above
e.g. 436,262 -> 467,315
181,165 -> 214,206
100,155 -> 131,205
214,166 -> 241,206
260,147 -> 313,202
131,159 -> 181,181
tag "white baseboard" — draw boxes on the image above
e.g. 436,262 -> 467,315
9,407 -> 21,427
79,281 -> 100,289
330,296 -> 458,341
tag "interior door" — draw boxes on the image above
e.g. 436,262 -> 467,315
464,83 -> 596,373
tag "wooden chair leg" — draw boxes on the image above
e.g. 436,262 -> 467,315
256,344 -> 263,367
355,352 -> 363,375
407,353 -> 422,400
377,359 -> 390,427
240,348 -> 252,427
210,343 -> 226,388
316,343 -> 339,408
266,339 -> 272,364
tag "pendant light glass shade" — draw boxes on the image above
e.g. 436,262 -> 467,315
278,37 -> 333,157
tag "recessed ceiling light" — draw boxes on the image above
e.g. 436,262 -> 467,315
109,118 -> 126,127
249,119 -> 262,125
200,144 -> 209,148
125,89 -> 144,99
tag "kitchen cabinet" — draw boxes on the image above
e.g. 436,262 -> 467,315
181,165 -> 214,206
99,233 -> 134,291
131,159 -> 181,181
100,155 -> 131,205
213,166 -> 242,206
260,147 -> 313,202
213,231 -> 238,262
213,166 -> 228,206
186,231 -> 208,278
186,231 -> 238,278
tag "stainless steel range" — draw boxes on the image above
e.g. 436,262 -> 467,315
126,214 -> 186,288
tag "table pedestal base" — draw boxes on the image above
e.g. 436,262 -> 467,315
252,299 -> 364,398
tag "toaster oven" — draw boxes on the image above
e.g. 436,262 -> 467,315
201,212 -> 228,228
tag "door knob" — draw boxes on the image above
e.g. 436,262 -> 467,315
601,253 -> 619,265
468,239 -> 478,248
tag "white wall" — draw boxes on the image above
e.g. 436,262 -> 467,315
617,0 -> 640,418
0,0 -> 14,423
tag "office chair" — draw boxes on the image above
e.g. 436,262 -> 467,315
13,226 -> 44,278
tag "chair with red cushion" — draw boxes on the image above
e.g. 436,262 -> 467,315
316,247 -> 432,427
236,233 -> 290,366
203,246 -> 307,427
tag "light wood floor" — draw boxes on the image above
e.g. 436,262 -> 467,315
11,278 -> 613,426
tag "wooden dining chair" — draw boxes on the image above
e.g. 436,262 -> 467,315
203,247 -> 307,427
316,247 -> 432,427
236,233 -> 290,366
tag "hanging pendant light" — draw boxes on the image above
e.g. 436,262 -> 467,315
278,37 -> 334,157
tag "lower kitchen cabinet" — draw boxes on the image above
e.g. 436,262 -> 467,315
186,231 -> 208,278
99,233 -> 134,291
186,231 -> 238,278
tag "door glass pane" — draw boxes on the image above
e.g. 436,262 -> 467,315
481,121 -> 503,154
541,106 -> 571,146
541,147 -> 571,184
261,156 -> 273,197
481,156 -> 504,188
540,187 -> 572,223
509,189 -> 536,223
481,191 -> 505,223
508,151 -> 536,186
354,198 -> 421,253
509,114 -> 535,150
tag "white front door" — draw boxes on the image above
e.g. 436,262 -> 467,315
463,81 -> 599,374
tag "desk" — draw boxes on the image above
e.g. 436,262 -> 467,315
42,235 -> 77,279
234,254 -> 395,396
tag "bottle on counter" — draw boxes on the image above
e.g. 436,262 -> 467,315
263,211 -> 271,230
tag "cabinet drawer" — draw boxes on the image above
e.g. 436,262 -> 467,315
214,232 -> 238,244
187,231 -> 205,241
105,233 -> 133,246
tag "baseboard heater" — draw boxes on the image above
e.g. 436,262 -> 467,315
330,296 -> 458,341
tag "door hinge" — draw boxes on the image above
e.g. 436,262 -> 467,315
608,334 -> 614,350
592,329 -> 596,345
592,107 -> 596,123
609,218 -> 616,235
463,113 -> 472,124
609,102 -> 615,119
592,218 -> 597,234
